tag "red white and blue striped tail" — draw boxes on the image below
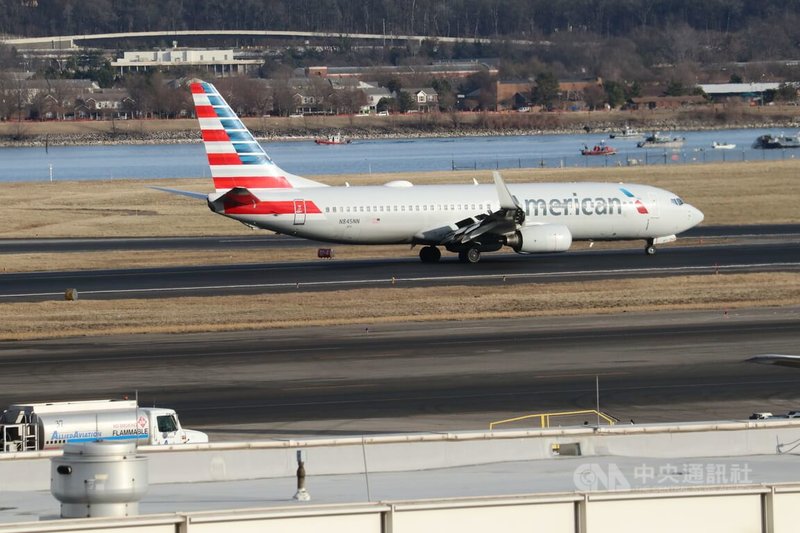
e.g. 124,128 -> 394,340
190,80 -> 325,192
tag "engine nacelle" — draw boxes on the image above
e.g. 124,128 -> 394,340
507,224 -> 572,253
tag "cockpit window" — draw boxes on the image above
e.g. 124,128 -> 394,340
671,197 -> 684,206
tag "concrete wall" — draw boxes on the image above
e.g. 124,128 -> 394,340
4,421 -> 800,492
4,486 -> 800,533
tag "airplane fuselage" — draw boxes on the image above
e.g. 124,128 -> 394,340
211,182 -> 702,246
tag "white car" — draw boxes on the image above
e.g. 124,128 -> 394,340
377,110 -> 390,116
749,412 -> 773,420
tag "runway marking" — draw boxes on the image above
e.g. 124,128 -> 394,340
533,371 -> 630,379
2,262 -> 799,299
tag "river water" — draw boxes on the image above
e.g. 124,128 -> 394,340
1,127 -> 797,182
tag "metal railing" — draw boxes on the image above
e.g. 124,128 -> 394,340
2,423 -> 38,452
489,409 -> 618,430
452,147 -> 800,172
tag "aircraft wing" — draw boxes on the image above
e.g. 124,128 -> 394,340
442,171 -> 525,246
746,354 -> 800,368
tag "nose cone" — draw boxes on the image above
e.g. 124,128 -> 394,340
689,205 -> 704,226
677,204 -> 704,234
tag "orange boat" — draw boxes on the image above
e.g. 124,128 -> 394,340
314,133 -> 351,145
581,144 -> 616,156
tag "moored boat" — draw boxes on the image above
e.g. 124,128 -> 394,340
314,132 -> 351,145
752,133 -> 800,149
637,132 -> 685,149
609,125 -> 642,139
711,141 -> 736,149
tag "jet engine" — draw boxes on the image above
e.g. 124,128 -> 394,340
506,224 -> 572,253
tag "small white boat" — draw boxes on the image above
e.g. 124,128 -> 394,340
609,125 -> 642,139
711,141 -> 736,150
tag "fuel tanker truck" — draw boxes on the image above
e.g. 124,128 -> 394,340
0,399 -> 208,452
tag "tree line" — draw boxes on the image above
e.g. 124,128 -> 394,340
3,0 -> 800,50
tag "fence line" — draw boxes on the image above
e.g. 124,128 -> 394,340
451,148 -> 799,171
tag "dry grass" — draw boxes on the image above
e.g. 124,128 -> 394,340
2,160 -> 797,341
0,272 -> 797,341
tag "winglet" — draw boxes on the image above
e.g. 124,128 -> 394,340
493,171 -> 519,210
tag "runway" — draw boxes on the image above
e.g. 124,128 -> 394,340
1,308 -> 798,438
0,224 -> 798,253
1,225 -> 799,439
2,239 -> 800,301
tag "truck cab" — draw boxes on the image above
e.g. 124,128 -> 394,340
143,407 -> 208,445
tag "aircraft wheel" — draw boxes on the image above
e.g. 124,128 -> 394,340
419,246 -> 441,263
459,247 -> 481,264
645,239 -> 656,256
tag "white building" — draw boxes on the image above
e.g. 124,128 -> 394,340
112,48 -> 262,76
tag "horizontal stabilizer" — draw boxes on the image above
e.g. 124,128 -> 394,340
150,187 -> 208,200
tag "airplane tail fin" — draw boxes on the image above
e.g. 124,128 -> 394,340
189,80 -> 326,192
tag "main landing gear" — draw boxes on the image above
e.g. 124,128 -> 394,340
458,247 -> 481,264
419,246 -> 442,263
645,238 -> 656,256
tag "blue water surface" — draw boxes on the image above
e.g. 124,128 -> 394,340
0,127 -> 796,183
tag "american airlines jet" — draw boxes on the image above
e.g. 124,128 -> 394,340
160,80 -> 704,263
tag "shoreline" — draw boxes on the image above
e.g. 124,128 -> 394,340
2,110 -> 800,148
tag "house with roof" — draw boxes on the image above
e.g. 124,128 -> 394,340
404,87 -> 439,112
361,86 -> 392,113
75,89 -> 135,119
495,81 -> 534,110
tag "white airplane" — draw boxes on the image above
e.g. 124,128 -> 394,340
158,80 -> 704,263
